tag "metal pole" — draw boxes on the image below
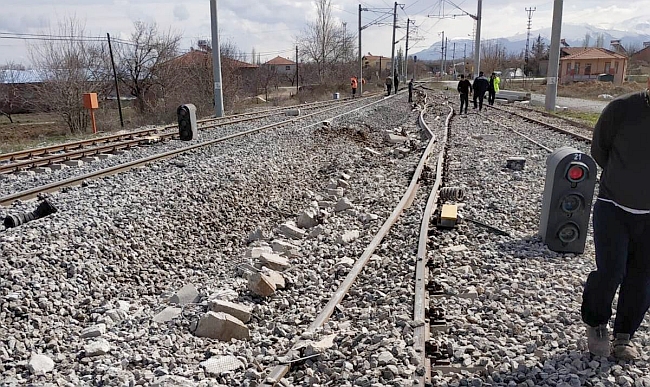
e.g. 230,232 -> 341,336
210,0 -> 224,117
296,45 -> 299,95
474,0 -> 482,78
452,42 -> 456,77
106,33 -> 124,128
444,37 -> 448,75
405,18 -> 410,81
464,43 -> 467,75
359,4 -> 363,96
545,0 -> 563,111
390,2 -> 397,82
440,31 -> 444,77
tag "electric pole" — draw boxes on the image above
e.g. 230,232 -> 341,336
452,42 -> 456,77
525,7 -> 536,75
342,22 -> 347,62
106,33 -> 124,128
545,0 -> 563,111
210,0 -> 224,117
439,31 -> 445,77
390,2 -> 398,82
444,37 -> 448,75
474,0 -> 482,78
405,18 -> 411,80
358,5 -> 362,96
296,45 -> 299,95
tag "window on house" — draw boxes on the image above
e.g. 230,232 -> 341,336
285,66 -> 291,71
585,63 -> 592,76
574,63 -> 580,75
604,62 -> 611,74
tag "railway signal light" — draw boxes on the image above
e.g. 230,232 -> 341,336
539,147 -> 597,254
177,104 -> 197,141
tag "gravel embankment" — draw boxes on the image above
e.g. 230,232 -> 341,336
429,109 -> 650,386
0,92 -> 431,386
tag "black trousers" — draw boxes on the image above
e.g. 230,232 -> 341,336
394,83 -> 399,94
408,91 -> 413,102
488,90 -> 496,105
473,92 -> 486,110
386,85 -> 392,96
459,93 -> 469,113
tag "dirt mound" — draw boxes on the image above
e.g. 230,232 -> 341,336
558,80 -> 645,99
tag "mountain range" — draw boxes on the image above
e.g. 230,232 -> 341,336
412,22 -> 650,61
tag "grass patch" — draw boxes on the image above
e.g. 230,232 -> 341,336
552,110 -> 600,128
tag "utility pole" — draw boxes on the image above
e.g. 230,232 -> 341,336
390,2 -> 398,82
106,33 -> 123,128
444,37 -> 448,75
295,45 -> 299,95
464,43 -> 467,75
452,42 -> 456,77
439,31 -> 445,77
545,0 -> 563,111
474,0 -> 483,78
405,18 -> 411,81
210,0 -> 224,117
342,22 -> 347,62
358,4 -> 364,96
525,7 -> 536,75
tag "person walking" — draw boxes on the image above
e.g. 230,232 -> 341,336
385,76 -> 393,96
488,73 -> 497,106
393,70 -> 399,95
351,76 -> 358,98
457,74 -> 472,115
581,77 -> 650,360
472,71 -> 489,111
408,78 -> 414,103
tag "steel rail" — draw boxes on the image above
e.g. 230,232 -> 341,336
261,92 -> 439,386
0,95 -> 386,207
484,117 -> 554,153
489,105 -> 592,142
0,97 -> 373,174
0,97 -> 356,163
413,105 -> 454,386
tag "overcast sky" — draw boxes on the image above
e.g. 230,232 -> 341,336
0,0 -> 648,66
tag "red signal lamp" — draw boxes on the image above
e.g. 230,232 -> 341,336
567,164 -> 587,182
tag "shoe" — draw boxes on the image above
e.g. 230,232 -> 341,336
612,333 -> 639,360
587,324 -> 610,356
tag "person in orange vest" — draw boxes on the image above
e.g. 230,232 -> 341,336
351,76 -> 358,98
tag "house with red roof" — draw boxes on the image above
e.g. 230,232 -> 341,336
263,56 -> 296,76
559,47 -> 627,85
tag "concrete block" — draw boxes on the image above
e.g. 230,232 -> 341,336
248,272 -> 277,297
337,230 -> 360,244
303,334 -> 337,357
335,197 -> 354,213
63,160 -> 84,167
506,157 -> 526,171
80,156 -> 99,163
296,209 -> 319,229
257,252 -> 290,271
201,355 -> 245,376
81,323 -> 106,338
153,306 -> 182,323
32,167 -> 51,174
169,283 -> 200,305
318,200 -> 333,209
209,300 -> 252,323
29,353 -> 54,374
97,153 -> 112,160
245,245 -> 273,258
84,338 -> 111,357
271,239 -> 300,255
285,109 -> 301,116
194,311 -> 250,341
48,163 -> 68,171
386,133 -> 409,144
278,222 -> 305,239
263,269 -> 286,289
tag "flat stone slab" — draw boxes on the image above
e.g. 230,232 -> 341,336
245,245 -> 273,258
296,209 -> 319,229
327,188 -> 344,197
63,160 -> 84,167
277,222 -> 305,239
264,269 -> 286,289
257,252 -> 290,271
29,353 -> 54,374
194,311 -> 250,341
201,355 -> 245,376
209,300 -> 252,323
335,198 -> 354,213
153,306 -> 182,323
84,338 -> 111,357
248,272 -> 276,297
169,283 -> 200,305
386,133 -> 409,144
81,323 -> 106,338
337,230 -> 360,244
271,240 -> 299,255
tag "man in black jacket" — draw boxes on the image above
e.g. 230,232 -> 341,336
581,77 -> 650,360
472,71 -> 489,111
393,70 -> 399,95
457,74 -> 472,114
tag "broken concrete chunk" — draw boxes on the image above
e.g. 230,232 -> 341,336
169,283 -> 200,305
445,244 -> 468,252
28,353 -> 54,374
340,172 -> 351,180
247,228 -> 264,243
151,375 -> 197,387
337,230 -> 360,244
386,133 -> 409,144
271,239 -> 300,255
338,257 -> 355,267
245,245 -> 273,258
80,323 -> 107,338
153,307 -> 182,323
209,300 -> 252,323
263,269 -> 286,289
277,222 -> 306,239
359,213 -> 379,223
201,355 -> 245,376
248,272 -> 277,297
296,209 -> 319,229
335,197 -> 354,213
257,252 -> 290,271
327,188 -> 344,197
337,179 -> 350,188
194,312 -> 250,341
459,286 -> 479,299
84,338 -> 111,357
303,334 -> 338,357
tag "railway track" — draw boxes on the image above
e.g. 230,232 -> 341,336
0,94 -> 386,206
0,97 -> 361,174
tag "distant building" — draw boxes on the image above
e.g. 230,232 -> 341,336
362,53 -> 391,78
631,43 -> 650,66
559,47 -> 627,85
0,69 -> 42,114
263,56 -> 296,76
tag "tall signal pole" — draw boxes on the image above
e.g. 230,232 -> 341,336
405,18 -> 411,80
474,0 -> 482,78
210,0 -> 224,117
390,2 -> 398,81
295,45 -> 299,95
439,31 -> 445,77
358,5 -> 363,96
524,7 -> 536,74
545,0 -> 563,111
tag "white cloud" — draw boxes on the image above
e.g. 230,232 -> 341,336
173,4 -> 190,22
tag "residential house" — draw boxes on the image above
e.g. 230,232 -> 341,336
559,47 -> 627,85
362,53 -> 391,79
631,42 -> 650,66
263,56 -> 296,76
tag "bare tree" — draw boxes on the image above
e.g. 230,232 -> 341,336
30,18 -> 107,133
297,0 -> 351,83
582,33 -> 591,48
595,33 -> 605,48
116,21 -> 181,114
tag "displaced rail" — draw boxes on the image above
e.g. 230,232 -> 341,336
0,97 -> 359,173
0,95 -> 385,206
